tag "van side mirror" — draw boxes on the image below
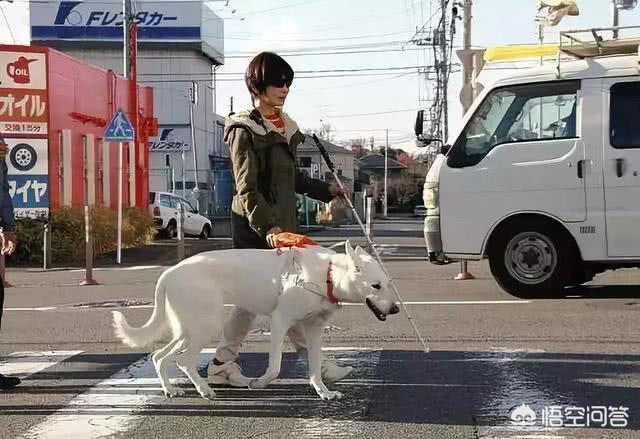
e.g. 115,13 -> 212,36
415,110 -> 446,148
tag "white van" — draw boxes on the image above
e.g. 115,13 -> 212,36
419,30 -> 640,298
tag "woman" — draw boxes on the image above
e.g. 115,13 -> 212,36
208,52 -> 352,386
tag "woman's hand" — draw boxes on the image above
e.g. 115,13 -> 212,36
1,231 -> 16,255
266,226 -> 283,248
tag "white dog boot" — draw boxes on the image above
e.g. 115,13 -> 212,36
322,359 -> 353,383
208,359 -> 253,387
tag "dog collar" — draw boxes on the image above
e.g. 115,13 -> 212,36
326,262 -> 339,304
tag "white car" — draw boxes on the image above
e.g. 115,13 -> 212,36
149,191 -> 213,239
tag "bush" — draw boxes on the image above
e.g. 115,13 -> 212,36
10,207 -> 155,265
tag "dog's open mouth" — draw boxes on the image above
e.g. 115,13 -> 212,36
366,297 -> 387,321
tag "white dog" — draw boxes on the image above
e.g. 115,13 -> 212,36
112,241 -> 399,401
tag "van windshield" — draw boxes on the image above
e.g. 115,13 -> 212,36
455,80 -> 579,167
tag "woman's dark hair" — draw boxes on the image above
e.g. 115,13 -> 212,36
245,52 -> 294,99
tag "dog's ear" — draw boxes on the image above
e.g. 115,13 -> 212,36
355,246 -> 368,257
345,240 -> 360,273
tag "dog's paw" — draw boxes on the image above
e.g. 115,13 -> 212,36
198,387 -> 217,400
317,390 -> 343,401
164,387 -> 185,398
248,378 -> 269,389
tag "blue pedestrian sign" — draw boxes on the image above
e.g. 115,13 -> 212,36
104,109 -> 135,141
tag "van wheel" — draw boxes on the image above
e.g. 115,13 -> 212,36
199,224 -> 211,240
488,218 -> 576,299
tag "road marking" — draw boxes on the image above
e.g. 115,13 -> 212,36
5,300 -> 530,312
342,300 -> 531,305
200,346 -> 379,354
0,350 -> 83,378
6,306 -> 58,311
23,349 -> 382,438
22,354 -> 160,439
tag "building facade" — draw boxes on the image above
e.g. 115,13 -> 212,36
0,44 -> 156,216
27,0 -> 229,217
296,137 -> 355,190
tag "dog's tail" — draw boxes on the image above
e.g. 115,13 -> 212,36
112,271 -> 169,348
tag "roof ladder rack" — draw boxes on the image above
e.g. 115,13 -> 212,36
557,25 -> 640,76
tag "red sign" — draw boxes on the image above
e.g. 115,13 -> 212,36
6,57 -> 39,85
0,89 -> 48,123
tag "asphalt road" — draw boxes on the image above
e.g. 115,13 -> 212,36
0,217 -> 639,438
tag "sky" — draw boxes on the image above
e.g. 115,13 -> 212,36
2,0 -> 640,151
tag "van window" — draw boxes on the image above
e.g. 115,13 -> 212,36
610,81 -> 640,149
451,81 -> 580,167
159,194 -> 171,208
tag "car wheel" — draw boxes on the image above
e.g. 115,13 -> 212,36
164,220 -> 177,239
10,143 -> 38,172
199,224 -> 211,240
488,218 -> 576,299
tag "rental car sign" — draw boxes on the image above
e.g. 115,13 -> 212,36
31,1 -> 202,41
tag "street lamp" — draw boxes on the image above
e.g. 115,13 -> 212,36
615,0 -> 637,10
611,0 -> 637,38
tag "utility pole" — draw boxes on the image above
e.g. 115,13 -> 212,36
384,129 -> 388,218
441,0 -> 450,142
189,81 -> 199,212
453,0 -> 475,282
460,0 -> 474,114
410,1 -> 452,141
123,0 -> 132,78
611,0 -> 620,39
117,0 -> 133,265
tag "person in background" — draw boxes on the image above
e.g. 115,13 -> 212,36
0,137 -> 19,390
207,52 -> 353,387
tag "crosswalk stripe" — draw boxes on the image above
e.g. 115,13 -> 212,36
22,353 -> 160,439
15,349 -> 382,439
0,350 -> 83,378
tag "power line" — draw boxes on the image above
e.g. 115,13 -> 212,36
137,65 -> 431,76
0,6 -> 16,44
220,30 -> 410,42
327,108 -> 421,118
237,0 -> 328,17
14,0 -> 224,3
114,47 -> 429,60
138,72 -> 422,83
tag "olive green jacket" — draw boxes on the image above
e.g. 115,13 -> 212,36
225,109 -> 332,237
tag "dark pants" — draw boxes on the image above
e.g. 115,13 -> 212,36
0,273 -> 4,331
217,213 -> 308,364
231,212 -> 269,250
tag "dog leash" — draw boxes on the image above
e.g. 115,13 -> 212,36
310,134 -> 430,353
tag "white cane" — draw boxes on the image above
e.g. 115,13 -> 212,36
310,134 -> 430,353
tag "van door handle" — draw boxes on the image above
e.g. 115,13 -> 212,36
577,160 -> 585,179
616,158 -> 625,178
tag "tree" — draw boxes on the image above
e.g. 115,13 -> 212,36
351,138 -> 368,159
303,121 -> 335,142
377,147 -> 398,161
396,151 -> 414,167
389,172 -> 417,208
